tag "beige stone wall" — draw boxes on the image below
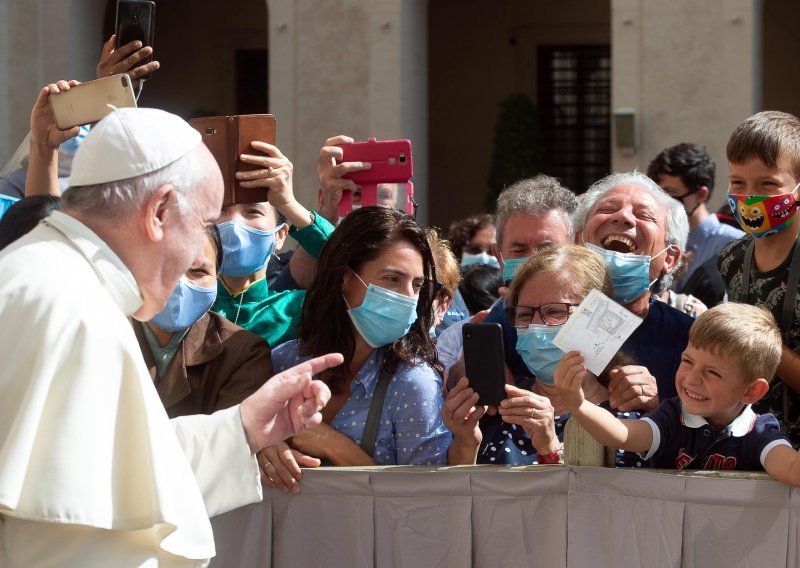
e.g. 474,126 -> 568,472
268,0 -> 429,222
1,0 -> 105,170
612,0 -> 761,213
2,0 -> 776,227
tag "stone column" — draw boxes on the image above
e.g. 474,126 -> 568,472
267,0 -> 429,222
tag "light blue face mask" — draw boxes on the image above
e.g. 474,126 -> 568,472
515,324 -> 564,385
502,255 -> 530,284
150,278 -> 217,333
346,272 -> 419,348
584,241 -> 671,304
217,221 -> 284,277
461,251 -> 500,269
60,125 -> 91,156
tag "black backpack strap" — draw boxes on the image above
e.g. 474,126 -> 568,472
360,365 -> 393,457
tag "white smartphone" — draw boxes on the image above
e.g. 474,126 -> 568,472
49,74 -> 137,130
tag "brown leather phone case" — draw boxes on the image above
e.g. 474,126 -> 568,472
189,114 -> 276,205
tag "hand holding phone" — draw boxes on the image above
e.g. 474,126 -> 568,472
48,74 -> 136,130
189,114 -> 277,205
97,34 -> 159,81
462,323 -> 507,406
30,80 -> 83,151
115,0 -> 156,80
338,138 -> 415,217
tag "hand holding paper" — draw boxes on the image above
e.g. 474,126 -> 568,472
552,289 -> 643,376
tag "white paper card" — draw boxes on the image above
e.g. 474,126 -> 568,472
552,289 -> 643,376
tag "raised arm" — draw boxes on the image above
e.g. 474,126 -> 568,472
555,351 -> 653,452
316,134 -> 372,224
27,81 -> 82,197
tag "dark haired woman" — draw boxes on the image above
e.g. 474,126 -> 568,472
259,207 -> 451,492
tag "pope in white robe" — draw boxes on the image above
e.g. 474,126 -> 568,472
0,95 -> 336,567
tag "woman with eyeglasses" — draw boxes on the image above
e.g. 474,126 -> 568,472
444,244 -> 647,467
257,207 -> 452,492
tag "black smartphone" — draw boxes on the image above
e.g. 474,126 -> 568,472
115,0 -> 156,78
462,323 -> 506,406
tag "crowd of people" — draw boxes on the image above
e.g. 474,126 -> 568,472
3,35 -> 800,566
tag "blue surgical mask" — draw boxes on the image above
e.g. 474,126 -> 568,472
60,125 -> 91,157
502,255 -> 530,283
217,221 -> 284,277
150,278 -> 217,332
584,241 -> 671,304
461,251 -> 500,269
346,272 -> 419,348
515,324 -> 564,385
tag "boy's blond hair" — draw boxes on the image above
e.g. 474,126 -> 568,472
689,303 -> 782,383
727,110 -> 800,181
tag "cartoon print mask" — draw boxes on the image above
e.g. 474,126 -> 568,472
728,189 -> 799,238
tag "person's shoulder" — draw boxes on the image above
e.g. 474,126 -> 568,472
393,359 -> 442,387
483,298 -> 506,323
648,299 -> 694,328
719,234 -> 751,258
643,395 -> 682,422
751,409 -> 785,433
713,221 -> 745,241
270,338 -> 306,369
209,311 -> 271,350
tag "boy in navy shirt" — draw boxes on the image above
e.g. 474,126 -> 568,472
555,303 -> 800,484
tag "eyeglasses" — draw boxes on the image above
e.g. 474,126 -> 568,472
505,303 -> 575,327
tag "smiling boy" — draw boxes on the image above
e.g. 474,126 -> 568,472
718,111 -> 800,445
554,303 -> 800,481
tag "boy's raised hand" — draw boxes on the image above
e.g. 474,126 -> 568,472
554,351 -> 589,412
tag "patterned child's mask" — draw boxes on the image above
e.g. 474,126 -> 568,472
728,186 -> 800,238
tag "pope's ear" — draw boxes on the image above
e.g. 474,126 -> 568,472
143,184 -> 175,242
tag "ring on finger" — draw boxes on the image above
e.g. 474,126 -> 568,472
528,407 -> 536,418
639,385 -> 646,397
267,166 -> 273,177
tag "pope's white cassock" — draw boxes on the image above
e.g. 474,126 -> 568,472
0,210 -> 262,567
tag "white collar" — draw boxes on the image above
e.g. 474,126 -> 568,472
680,403 -> 757,437
44,211 -> 143,316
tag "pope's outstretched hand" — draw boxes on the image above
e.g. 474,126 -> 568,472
240,353 -> 342,453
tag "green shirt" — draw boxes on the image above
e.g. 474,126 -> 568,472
211,211 -> 334,347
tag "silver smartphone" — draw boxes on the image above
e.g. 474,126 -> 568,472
49,74 -> 137,130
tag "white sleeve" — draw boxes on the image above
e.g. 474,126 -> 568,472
639,417 -> 661,462
760,439 -> 793,468
171,405 -> 262,518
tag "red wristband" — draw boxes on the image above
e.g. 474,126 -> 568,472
537,446 -> 563,464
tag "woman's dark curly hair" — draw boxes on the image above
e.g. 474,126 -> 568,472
446,213 -> 495,261
299,207 -> 441,393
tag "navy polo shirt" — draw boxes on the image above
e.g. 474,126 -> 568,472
621,300 -> 693,400
485,297 -> 692,400
641,397 -> 791,470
